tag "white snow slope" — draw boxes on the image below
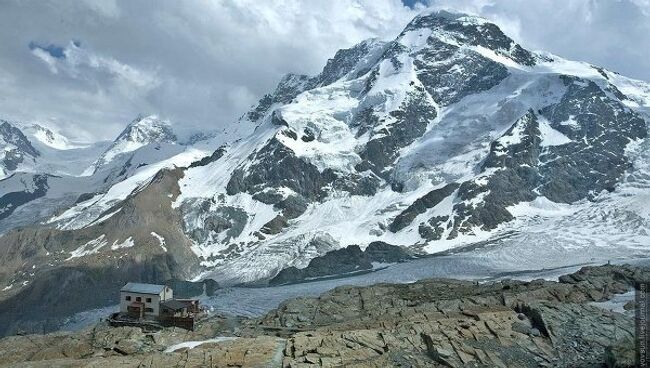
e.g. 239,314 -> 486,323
170,12 -> 650,283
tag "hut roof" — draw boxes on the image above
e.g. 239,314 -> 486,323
121,282 -> 167,295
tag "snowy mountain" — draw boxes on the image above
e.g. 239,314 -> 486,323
175,10 -> 649,282
0,121 -> 98,226
0,114 -> 192,234
0,120 -> 40,180
83,115 -> 178,175
0,9 -> 649,335
22,124 -> 87,151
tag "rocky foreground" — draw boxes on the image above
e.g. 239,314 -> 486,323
0,264 -> 644,367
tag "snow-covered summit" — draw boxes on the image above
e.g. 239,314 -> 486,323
401,9 -> 536,66
414,9 -> 489,24
84,115 -> 177,174
23,123 -> 86,150
0,119 -> 113,180
114,115 -> 177,147
0,120 -> 39,157
109,115 -> 176,150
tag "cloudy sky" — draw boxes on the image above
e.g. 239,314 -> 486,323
0,0 -> 648,142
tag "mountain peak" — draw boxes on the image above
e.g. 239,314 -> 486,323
115,115 -> 177,145
82,115 -> 178,174
416,9 -> 487,23
23,123 -> 85,150
402,9 -> 536,66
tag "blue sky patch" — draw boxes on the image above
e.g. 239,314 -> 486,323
28,42 -> 66,59
402,0 -> 427,9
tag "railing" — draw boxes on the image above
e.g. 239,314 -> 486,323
107,313 -> 163,332
107,312 -> 196,331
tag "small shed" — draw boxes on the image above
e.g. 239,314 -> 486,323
161,299 -> 200,318
119,282 -> 173,318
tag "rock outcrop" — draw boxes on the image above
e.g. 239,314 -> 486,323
0,264 -> 643,367
269,242 -> 412,285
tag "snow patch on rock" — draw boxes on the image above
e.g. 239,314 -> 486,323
67,235 -> 107,260
151,232 -> 167,252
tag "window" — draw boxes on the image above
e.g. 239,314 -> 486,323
144,307 -> 154,313
146,297 -> 152,303
125,295 -> 131,301
136,296 -> 142,302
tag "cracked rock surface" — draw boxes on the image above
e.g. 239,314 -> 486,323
0,264 -> 643,367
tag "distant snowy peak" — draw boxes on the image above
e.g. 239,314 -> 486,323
23,124 -> 86,150
114,115 -> 177,146
0,120 -> 39,179
87,115 -> 178,173
0,121 -> 38,156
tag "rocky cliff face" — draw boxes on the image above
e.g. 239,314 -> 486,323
269,242 -> 412,285
0,264 -> 642,367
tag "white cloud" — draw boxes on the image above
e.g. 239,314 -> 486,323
80,0 -> 120,18
0,0 -> 417,141
30,48 -> 60,74
630,0 -> 650,15
0,0 -> 648,142
32,41 -> 160,94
